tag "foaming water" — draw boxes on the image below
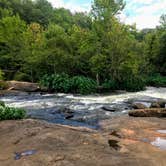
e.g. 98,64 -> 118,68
0,87 -> 166,128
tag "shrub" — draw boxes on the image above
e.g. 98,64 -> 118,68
0,70 -> 4,80
0,81 -> 8,90
0,101 -> 5,107
0,105 -> 26,120
40,74 -> 97,94
40,73 -> 71,93
101,76 -> 145,92
14,72 -> 31,82
102,79 -> 118,91
70,76 -> 97,94
146,74 -> 166,87
120,76 -> 146,92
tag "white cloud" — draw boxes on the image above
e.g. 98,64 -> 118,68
122,0 -> 166,29
47,0 -> 90,12
47,0 -> 166,29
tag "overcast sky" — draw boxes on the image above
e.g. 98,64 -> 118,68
47,0 -> 166,29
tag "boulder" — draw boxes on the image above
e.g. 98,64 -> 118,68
128,108 -> 166,117
6,81 -> 40,92
150,101 -> 166,108
102,106 -> 116,112
132,103 -> 147,109
150,102 -> 161,108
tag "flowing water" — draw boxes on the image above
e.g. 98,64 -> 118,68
1,87 -> 166,129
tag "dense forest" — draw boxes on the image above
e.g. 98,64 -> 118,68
0,0 -> 165,93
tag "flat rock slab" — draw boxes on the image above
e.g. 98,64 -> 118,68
0,117 -> 166,166
129,108 -> 166,117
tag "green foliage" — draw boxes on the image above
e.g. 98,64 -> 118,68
146,74 -> 166,87
0,105 -> 26,120
102,76 -> 145,92
0,69 -> 4,80
0,0 -> 165,93
70,76 -> 97,94
40,74 -> 97,94
0,101 -> 5,107
120,76 -> 146,92
13,72 -> 31,81
0,81 -> 8,90
102,79 -> 118,91
40,74 -> 71,93
0,15 -> 26,73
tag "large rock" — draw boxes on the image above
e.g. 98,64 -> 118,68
150,101 -> 166,108
6,81 -> 40,92
132,103 -> 147,109
129,108 -> 166,117
150,102 -> 161,108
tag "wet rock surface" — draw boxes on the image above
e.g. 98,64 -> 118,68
0,117 -> 165,166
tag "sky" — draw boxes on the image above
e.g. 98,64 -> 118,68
47,0 -> 166,29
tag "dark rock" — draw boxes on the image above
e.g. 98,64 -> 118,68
65,114 -> 74,119
157,100 -> 165,108
150,101 -> 166,108
150,102 -> 161,108
108,139 -> 121,150
102,106 -> 116,112
60,107 -> 74,114
109,130 -> 122,138
132,103 -> 147,109
129,108 -> 166,117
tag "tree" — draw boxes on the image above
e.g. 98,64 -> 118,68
0,15 -> 26,79
91,0 -> 125,20
44,23 -> 73,75
160,14 -> 166,29
22,22 -> 46,82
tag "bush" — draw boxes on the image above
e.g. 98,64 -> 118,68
120,76 -> 146,92
40,73 -> 71,93
0,70 -> 4,80
0,81 -> 8,90
101,76 -> 145,92
102,79 -> 118,91
14,72 -> 31,82
0,101 -> 5,107
70,76 -> 97,94
0,105 -> 26,120
40,74 -> 97,94
146,74 -> 166,87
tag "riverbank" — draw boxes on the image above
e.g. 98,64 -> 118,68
0,116 -> 165,166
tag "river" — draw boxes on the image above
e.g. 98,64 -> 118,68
1,87 -> 166,129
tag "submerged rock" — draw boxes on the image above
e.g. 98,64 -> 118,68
129,108 -> 166,117
102,106 -> 116,112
